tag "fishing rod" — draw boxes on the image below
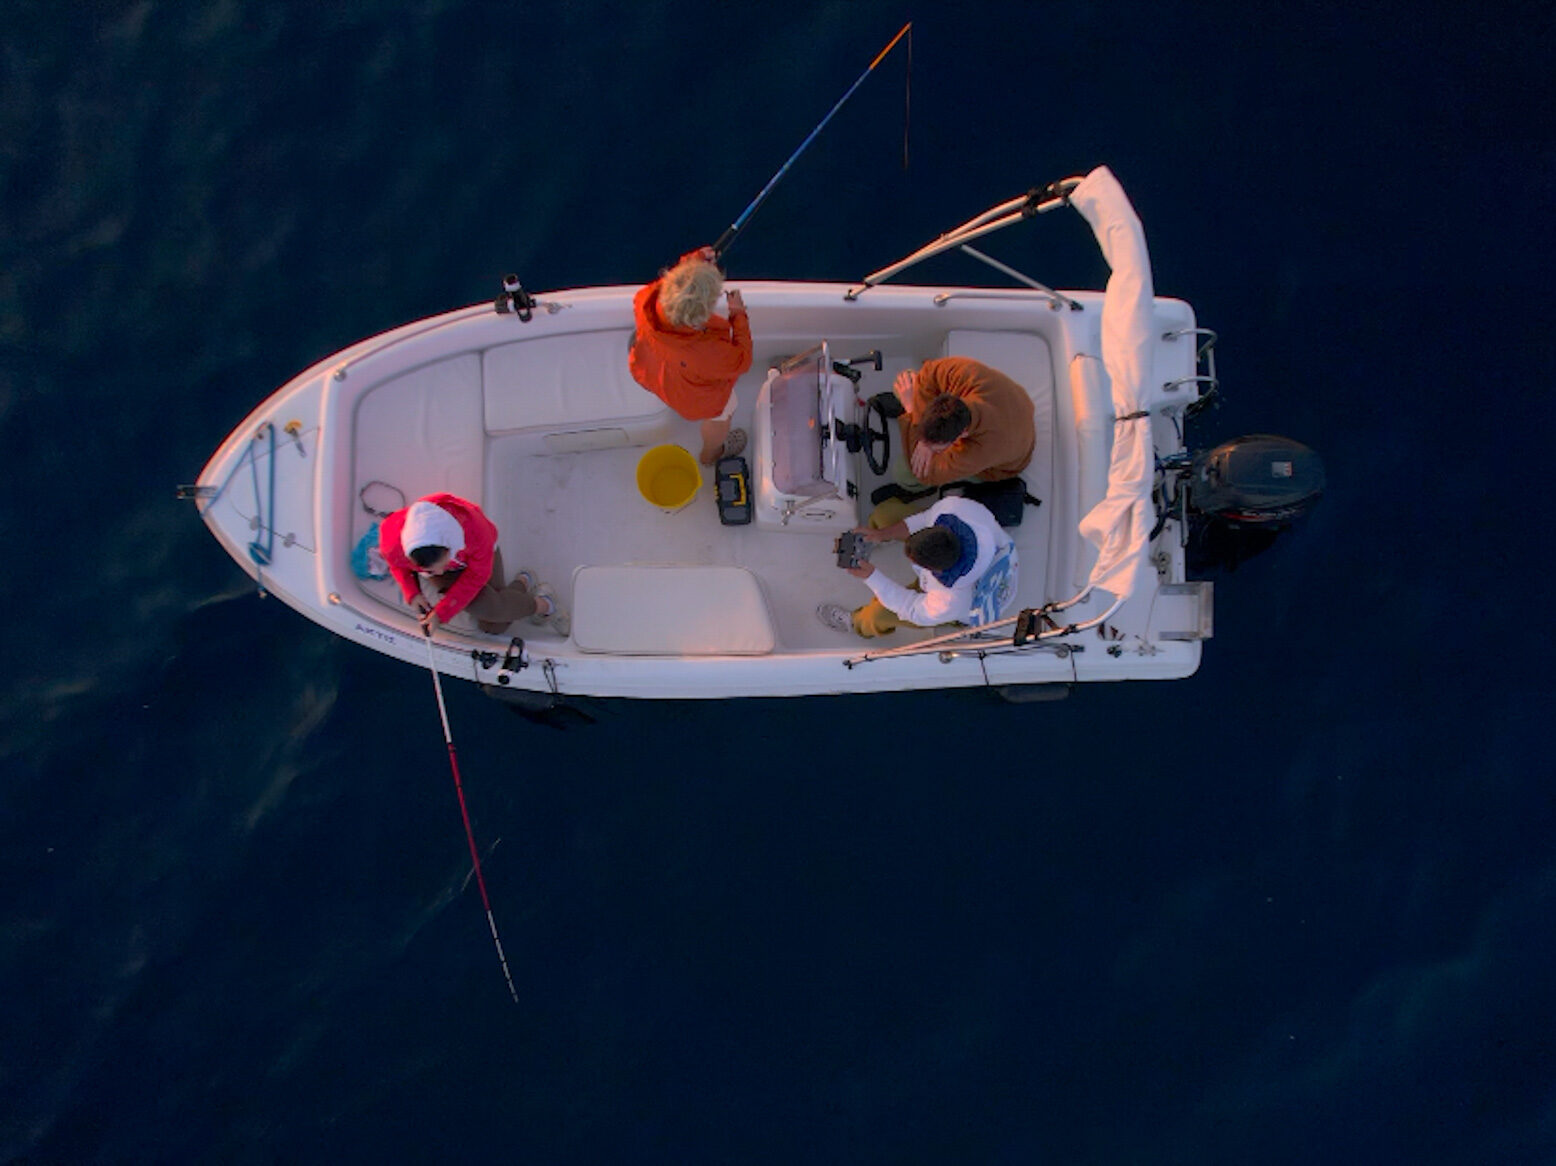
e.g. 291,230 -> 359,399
712,21 -> 912,259
423,628 -> 519,1004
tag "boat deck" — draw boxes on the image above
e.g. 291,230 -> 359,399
349,350 -> 1060,654
487,421 -> 920,653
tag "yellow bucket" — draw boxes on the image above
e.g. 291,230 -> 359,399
636,443 -> 702,513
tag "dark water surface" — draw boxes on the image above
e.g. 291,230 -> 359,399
4,2 -> 1554,1162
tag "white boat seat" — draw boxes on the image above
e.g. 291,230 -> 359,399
482,329 -> 674,451
353,351 -> 487,507
571,565 -> 776,656
941,330 -> 1055,500
943,329 -> 1054,402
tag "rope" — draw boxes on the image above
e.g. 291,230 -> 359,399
246,423 -> 276,570
424,632 -> 519,1004
200,423 -> 278,595
360,480 -> 406,519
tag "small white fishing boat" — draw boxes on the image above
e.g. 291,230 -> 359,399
186,166 -> 1320,702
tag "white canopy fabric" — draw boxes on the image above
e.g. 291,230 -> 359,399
1070,166 -> 1155,604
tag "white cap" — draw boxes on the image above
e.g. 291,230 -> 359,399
400,500 -> 464,557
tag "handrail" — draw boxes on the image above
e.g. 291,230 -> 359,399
956,246 -> 1080,311
1161,374 -> 1218,395
1163,326 -> 1217,362
931,290 -> 1078,311
1162,327 -> 1219,413
327,298 -> 568,382
842,587 -> 1125,669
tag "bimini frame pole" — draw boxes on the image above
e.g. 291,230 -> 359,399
844,178 -> 1083,301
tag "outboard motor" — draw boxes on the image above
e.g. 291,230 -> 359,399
1190,435 -> 1325,524
1184,435 -> 1325,571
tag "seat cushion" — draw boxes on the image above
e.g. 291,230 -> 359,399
943,329 -> 1055,401
354,352 -> 486,506
571,565 -> 776,655
483,329 -> 670,434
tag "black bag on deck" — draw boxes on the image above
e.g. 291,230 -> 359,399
947,477 -> 1041,528
869,476 -> 1041,528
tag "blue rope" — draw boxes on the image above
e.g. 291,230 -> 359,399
204,433 -> 254,511
247,423 -> 276,569
201,422 -> 278,594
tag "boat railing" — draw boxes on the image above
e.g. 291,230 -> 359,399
326,297 -> 569,383
844,178 -> 1084,303
842,585 -> 1126,669
1161,326 -> 1219,413
938,247 -> 1079,311
930,289 -> 1078,309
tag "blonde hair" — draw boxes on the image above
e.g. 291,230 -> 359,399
659,257 -> 724,329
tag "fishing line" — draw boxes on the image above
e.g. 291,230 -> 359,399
424,629 -> 520,1004
713,21 -> 913,258
902,24 -> 912,170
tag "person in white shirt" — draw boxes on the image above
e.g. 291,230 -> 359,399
823,495 -> 1019,638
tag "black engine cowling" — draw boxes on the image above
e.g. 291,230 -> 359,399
1189,435 -> 1325,524
1183,434 -> 1324,573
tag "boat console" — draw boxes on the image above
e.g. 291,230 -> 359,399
751,344 -> 861,533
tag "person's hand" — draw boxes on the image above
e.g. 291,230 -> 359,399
695,246 -> 718,263
893,369 -> 917,412
857,525 -> 889,543
419,607 -> 442,634
910,440 -> 936,480
725,288 -> 745,314
412,596 -> 433,616
844,561 -> 875,579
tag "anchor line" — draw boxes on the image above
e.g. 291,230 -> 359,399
424,631 -> 520,1004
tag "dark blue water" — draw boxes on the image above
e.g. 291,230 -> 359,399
4,3 -> 1554,1162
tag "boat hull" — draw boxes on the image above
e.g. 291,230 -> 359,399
196,276 -> 1208,699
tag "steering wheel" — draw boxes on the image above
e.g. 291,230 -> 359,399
862,395 -> 892,476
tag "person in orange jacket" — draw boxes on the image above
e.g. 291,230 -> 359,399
629,246 -> 753,464
892,357 -> 1037,485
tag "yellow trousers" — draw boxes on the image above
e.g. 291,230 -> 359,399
851,595 -> 909,638
851,496 -> 941,637
865,495 -> 937,530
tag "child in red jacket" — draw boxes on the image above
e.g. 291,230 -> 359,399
379,494 -> 563,635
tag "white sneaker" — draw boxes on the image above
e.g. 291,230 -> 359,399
816,603 -> 852,632
549,606 -> 571,638
528,585 -> 571,637
528,584 -> 556,625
